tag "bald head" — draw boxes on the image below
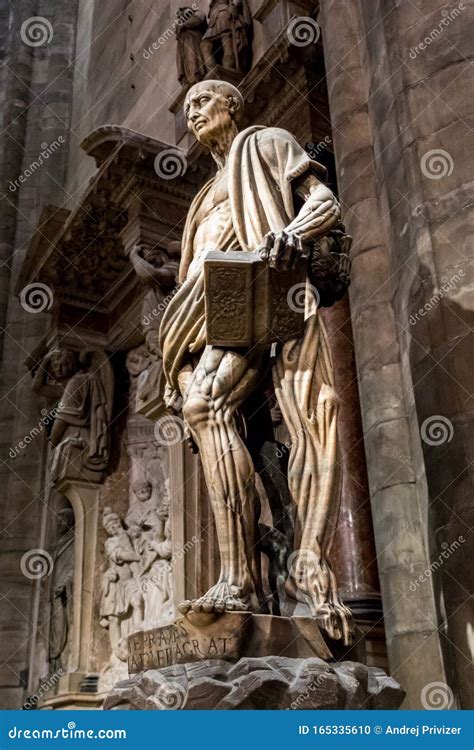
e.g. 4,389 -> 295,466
184,81 -> 245,151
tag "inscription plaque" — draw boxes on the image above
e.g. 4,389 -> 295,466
128,613 -> 251,673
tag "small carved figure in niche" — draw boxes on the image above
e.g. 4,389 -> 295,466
140,496 -> 174,626
201,0 -> 253,73
129,243 -> 179,411
48,505 -> 75,675
125,479 -> 161,552
100,507 -> 144,658
176,6 -> 208,85
31,348 -> 113,485
125,345 -> 152,404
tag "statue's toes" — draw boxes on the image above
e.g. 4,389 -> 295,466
201,599 -> 215,613
214,599 -> 226,614
178,600 -> 191,614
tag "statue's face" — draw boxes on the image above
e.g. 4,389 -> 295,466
105,517 -> 122,536
134,483 -> 152,502
185,87 -> 234,144
50,350 -> 76,380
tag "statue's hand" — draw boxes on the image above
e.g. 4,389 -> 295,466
258,230 -> 309,271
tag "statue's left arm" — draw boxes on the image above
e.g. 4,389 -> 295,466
260,173 -> 340,270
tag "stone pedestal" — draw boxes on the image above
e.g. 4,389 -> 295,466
105,656 -> 404,710
104,613 -> 403,710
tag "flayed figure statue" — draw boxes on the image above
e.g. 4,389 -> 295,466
159,80 -> 355,645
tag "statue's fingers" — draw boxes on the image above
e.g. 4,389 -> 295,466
259,231 -> 274,262
280,235 -> 296,271
296,235 -> 310,261
269,231 -> 286,268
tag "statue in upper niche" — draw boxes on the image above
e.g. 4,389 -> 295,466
201,0 -> 253,74
176,6 -> 208,86
158,79 -> 354,645
129,243 -> 179,414
32,348 -> 113,485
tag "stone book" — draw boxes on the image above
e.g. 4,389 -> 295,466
204,250 -> 306,347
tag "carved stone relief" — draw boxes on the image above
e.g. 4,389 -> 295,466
31,348 -> 114,486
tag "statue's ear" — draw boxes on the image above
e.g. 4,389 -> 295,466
227,95 -> 240,117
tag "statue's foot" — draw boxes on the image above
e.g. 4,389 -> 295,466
178,583 -> 255,625
313,600 -> 355,647
288,578 -> 355,646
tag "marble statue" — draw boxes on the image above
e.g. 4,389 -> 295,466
48,505 -> 75,674
32,348 -> 113,485
100,507 -> 144,657
176,7 -> 207,86
158,80 -> 354,645
201,0 -> 252,73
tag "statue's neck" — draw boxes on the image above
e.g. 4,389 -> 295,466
208,124 -> 238,171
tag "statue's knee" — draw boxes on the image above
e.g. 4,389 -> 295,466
182,394 -> 211,432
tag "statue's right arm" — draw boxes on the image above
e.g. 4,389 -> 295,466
31,356 -> 62,401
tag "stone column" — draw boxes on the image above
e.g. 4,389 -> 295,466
319,0 -> 449,708
355,0 -> 473,708
321,299 -> 381,619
